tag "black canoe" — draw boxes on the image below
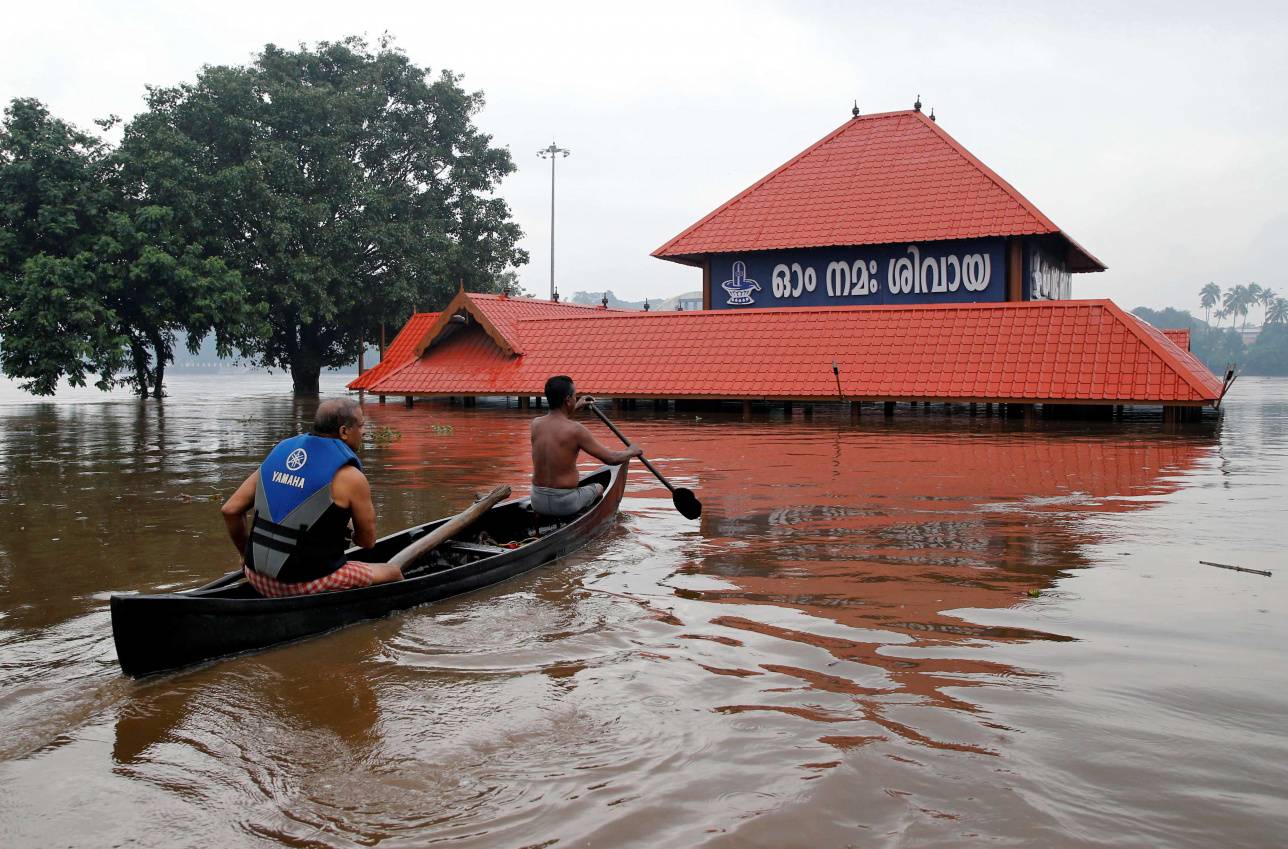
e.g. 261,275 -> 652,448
110,463 -> 628,677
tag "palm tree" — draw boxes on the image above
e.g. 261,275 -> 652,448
1268,296 -> 1288,326
1223,284 -> 1252,330
1259,286 -> 1277,326
1200,282 -> 1221,325
1248,284 -> 1264,326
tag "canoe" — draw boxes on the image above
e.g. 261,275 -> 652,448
110,463 -> 628,677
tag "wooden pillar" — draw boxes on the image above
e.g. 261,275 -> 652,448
850,401 -> 861,419
358,348 -> 365,376
969,403 -> 977,416
986,403 -> 994,415
883,401 -> 895,417
742,400 -> 752,419
1007,237 -> 1023,302
783,401 -> 793,415
404,396 -> 414,408
804,404 -> 814,418
378,395 -> 386,404
702,259 -> 712,310
519,396 -> 529,410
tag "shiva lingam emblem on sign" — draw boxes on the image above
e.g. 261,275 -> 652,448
721,261 -> 761,305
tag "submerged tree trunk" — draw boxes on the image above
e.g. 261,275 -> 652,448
291,326 -> 324,395
291,357 -> 322,395
150,334 -> 169,399
129,340 -> 152,398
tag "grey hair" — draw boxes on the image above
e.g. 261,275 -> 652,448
313,398 -> 363,435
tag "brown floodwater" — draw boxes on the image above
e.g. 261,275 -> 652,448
0,374 -> 1284,848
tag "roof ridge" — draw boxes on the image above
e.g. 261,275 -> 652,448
467,292 -> 630,312
910,112 -> 1057,234
650,112 -> 877,258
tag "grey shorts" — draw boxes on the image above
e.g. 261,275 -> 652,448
531,483 -> 604,517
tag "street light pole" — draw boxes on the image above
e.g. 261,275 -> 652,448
537,141 -> 570,301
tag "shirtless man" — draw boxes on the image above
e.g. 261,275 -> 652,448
221,398 -> 403,597
530,375 -> 641,517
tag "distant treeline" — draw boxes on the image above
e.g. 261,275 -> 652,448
1133,306 -> 1288,376
0,36 -> 526,397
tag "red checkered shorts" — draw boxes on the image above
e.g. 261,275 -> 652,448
244,561 -> 375,598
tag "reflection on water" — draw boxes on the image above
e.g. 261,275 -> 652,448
1,374 -> 1285,848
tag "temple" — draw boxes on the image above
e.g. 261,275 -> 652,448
351,105 -> 1225,419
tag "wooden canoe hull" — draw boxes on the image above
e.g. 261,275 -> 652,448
110,463 -> 627,677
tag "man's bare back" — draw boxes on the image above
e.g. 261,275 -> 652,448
531,379 -> 640,490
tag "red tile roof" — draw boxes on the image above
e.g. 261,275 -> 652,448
363,297 -> 1220,405
405,291 -> 621,358
1161,328 -> 1191,351
653,110 -> 1104,273
348,312 -> 438,390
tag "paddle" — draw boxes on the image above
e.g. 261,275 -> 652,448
388,485 -> 512,570
588,403 -> 702,520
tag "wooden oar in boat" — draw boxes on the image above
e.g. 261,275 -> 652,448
589,404 -> 701,520
388,485 -> 511,570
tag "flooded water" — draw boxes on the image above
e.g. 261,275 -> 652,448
1,374 -> 1284,848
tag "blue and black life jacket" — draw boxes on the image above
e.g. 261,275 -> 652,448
246,434 -> 363,583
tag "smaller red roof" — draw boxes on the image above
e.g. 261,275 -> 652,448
408,291 -> 621,358
653,110 -> 1104,273
1162,329 -> 1191,351
348,312 -> 438,390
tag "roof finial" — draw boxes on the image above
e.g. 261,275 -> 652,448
458,278 -> 465,294
914,94 -> 922,112
601,292 -> 609,309
929,107 -> 936,122
851,100 -> 860,118
551,290 -> 559,303
643,297 -> 650,311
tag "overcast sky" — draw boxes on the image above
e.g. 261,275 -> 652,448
4,1 -> 1285,312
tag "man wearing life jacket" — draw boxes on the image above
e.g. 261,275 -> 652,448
220,398 -> 403,597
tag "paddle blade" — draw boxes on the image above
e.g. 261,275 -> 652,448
673,487 -> 702,520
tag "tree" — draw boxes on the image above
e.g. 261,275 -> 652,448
1222,284 -> 1252,330
1267,296 -> 1288,326
1247,283 -> 1264,326
1244,324 -> 1288,375
1258,286 -> 1278,326
1200,282 -> 1221,325
0,98 -> 261,397
122,37 -> 527,394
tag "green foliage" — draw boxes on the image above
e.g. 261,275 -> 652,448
0,98 -> 262,396
1244,325 -> 1288,376
121,36 -> 527,393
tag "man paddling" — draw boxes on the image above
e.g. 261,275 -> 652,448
221,398 -> 403,596
530,375 -> 641,517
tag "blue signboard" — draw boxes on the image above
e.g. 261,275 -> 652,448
709,239 -> 1006,309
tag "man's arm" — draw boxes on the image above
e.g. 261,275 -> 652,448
575,422 -> 643,466
332,465 -> 377,549
220,471 -> 258,559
